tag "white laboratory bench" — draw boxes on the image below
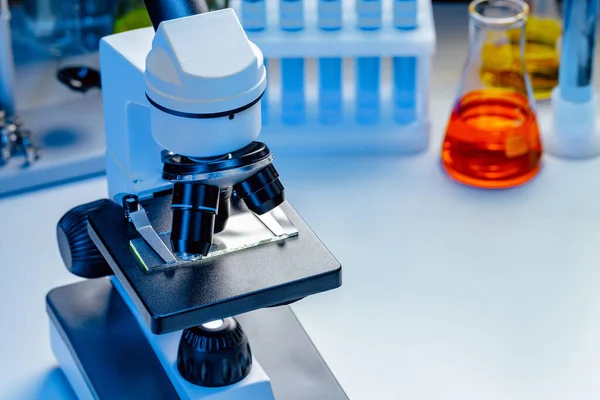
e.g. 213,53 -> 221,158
3,4 -> 600,400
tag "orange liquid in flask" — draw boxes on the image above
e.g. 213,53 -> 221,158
442,90 -> 542,189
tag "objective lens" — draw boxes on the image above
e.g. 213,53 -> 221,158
171,183 -> 220,258
234,164 -> 285,215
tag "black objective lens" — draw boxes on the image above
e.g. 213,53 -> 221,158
171,183 -> 220,258
214,187 -> 232,234
234,164 -> 285,215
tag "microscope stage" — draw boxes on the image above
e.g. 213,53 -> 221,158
88,194 -> 342,334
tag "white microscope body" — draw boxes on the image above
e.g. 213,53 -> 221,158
96,8 -> 275,400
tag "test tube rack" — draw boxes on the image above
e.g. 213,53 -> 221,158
231,0 -> 436,155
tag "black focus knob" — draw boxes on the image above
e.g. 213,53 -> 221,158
56,199 -> 113,278
177,318 -> 252,387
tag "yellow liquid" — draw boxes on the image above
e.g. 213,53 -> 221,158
480,17 -> 561,100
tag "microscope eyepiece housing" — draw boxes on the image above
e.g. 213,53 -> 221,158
144,9 -> 267,158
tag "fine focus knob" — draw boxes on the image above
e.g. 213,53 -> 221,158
177,318 -> 252,387
56,199 -> 112,278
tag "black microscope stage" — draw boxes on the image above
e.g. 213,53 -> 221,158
87,192 -> 342,334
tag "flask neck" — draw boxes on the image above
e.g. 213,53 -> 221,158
467,0 -> 529,53
468,17 -> 527,57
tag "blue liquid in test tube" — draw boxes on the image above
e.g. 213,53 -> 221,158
393,57 -> 416,124
356,0 -> 381,124
393,0 -> 417,30
280,0 -> 305,124
241,0 -> 268,124
393,0 -> 418,124
559,0 -> 599,104
241,0 -> 266,32
318,0 -> 343,124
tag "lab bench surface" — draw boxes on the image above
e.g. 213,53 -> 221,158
3,4 -> 600,400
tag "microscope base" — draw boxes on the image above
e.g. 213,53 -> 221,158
47,278 -> 347,400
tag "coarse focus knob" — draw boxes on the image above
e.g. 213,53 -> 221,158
177,318 -> 252,387
56,199 -> 112,278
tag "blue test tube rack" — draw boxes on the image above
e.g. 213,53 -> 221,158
232,0 -> 436,156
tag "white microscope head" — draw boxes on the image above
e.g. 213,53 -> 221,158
145,9 -> 267,158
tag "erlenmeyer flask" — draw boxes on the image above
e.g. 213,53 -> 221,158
480,0 -> 562,100
442,0 -> 542,189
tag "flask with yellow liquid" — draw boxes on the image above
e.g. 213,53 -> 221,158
480,0 -> 562,100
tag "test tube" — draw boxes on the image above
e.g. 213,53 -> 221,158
280,0 -> 305,124
393,0 -> 418,125
356,0 -> 381,124
558,0 -> 598,104
241,0 -> 269,124
318,0 -> 343,124
393,0 -> 417,29
548,0 -> 600,158
0,0 -> 15,117
241,0 -> 266,31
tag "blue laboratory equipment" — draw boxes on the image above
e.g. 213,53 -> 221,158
559,0 -> 597,104
280,0 -> 305,124
235,0 -> 436,155
545,0 -> 600,158
393,57 -> 417,124
318,0 -> 342,124
356,0 -> 382,124
241,0 -> 266,31
392,0 -> 418,124
394,0 -> 417,29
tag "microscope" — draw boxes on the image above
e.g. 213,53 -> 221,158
46,1 -> 344,398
